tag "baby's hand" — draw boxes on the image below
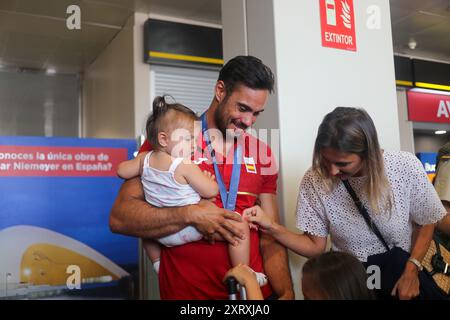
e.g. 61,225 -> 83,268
202,170 -> 216,181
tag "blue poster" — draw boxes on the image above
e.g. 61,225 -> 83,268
416,152 -> 438,182
0,136 -> 138,299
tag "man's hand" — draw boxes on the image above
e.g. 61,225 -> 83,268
188,200 -> 244,245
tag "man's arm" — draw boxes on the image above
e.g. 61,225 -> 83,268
110,177 -> 190,238
259,193 -> 295,300
109,178 -> 244,242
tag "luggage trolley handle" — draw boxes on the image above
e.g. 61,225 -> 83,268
226,276 -> 238,300
225,276 -> 247,300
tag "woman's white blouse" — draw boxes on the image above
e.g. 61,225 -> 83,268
296,151 -> 446,262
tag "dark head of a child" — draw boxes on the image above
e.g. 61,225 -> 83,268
302,251 -> 375,300
146,96 -> 198,155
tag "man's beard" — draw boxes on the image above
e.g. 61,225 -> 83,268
214,101 -> 248,139
214,101 -> 228,137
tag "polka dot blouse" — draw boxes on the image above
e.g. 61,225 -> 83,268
296,151 -> 447,262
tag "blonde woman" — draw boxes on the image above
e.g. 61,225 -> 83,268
245,107 -> 447,300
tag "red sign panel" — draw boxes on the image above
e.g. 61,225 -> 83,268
320,0 -> 357,51
407,91 -> 450,124
0,146 -> 128,177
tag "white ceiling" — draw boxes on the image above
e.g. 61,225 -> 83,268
0,0 -> 221,73
0,0 -> 448,74
390,0 -> 450,62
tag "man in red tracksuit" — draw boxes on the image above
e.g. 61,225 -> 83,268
110,56 -> 294,299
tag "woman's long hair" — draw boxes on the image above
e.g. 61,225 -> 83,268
312,107 -> 392,214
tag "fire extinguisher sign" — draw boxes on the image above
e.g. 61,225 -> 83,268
320,0 -> 357,52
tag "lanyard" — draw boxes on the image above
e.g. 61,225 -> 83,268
201,113 -> 242,211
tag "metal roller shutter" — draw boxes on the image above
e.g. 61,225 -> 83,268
150,65 -> 219,116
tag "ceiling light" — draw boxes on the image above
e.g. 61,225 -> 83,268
435,130 -> 446,135
46,68 -> 56,75
410,87 -> 450,96
408,38 -> 417,50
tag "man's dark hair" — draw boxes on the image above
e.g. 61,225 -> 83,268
218,55 -> 275,96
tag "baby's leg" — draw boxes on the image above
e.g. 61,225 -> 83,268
142,239 -> 161,273
227,218 -> 250,266
158,226 -> 203,247
226,215 -> 268,287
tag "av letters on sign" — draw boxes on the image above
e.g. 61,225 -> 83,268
407,91 -> 450,124
320,0 -> 357,51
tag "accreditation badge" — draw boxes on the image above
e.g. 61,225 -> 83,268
243,157 -> 257,174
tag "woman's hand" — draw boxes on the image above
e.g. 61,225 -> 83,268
243,205 -> 276,233
395,223 -> 434,300
391,263 -> 420,300
223,264 -> 257,287
223,264 -> 264,300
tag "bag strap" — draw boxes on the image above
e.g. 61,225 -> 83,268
342,180 -> 390,252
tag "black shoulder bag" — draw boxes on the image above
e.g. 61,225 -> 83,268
342,180 -> 448,300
